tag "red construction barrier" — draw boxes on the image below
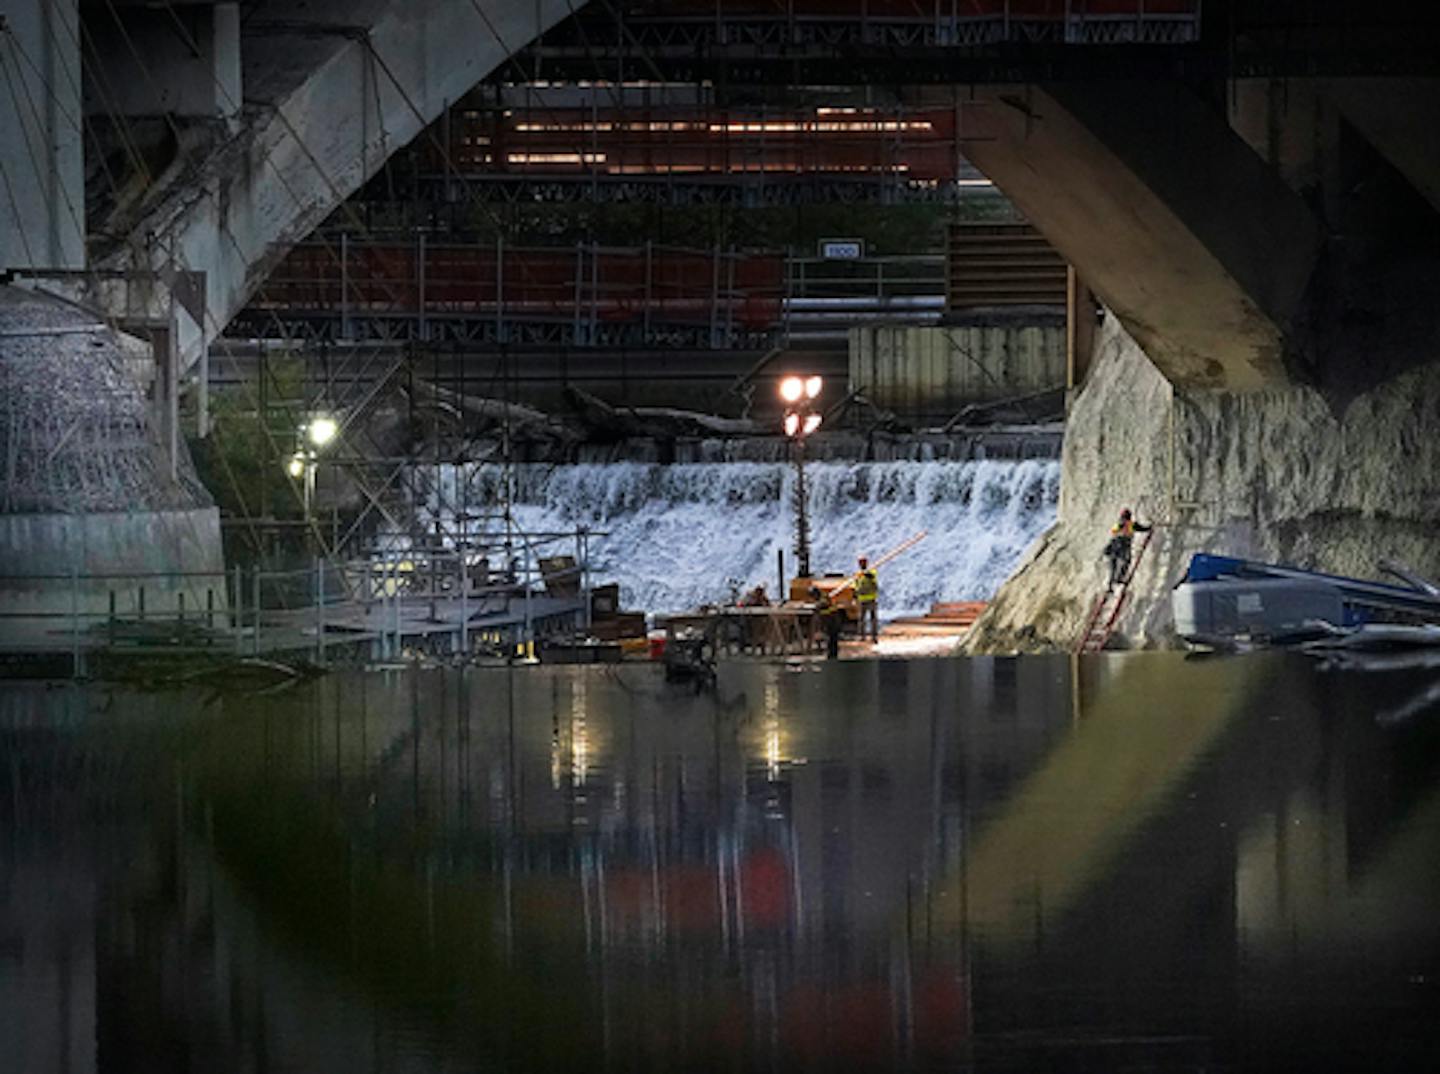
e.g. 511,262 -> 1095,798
251,242 -> 786,334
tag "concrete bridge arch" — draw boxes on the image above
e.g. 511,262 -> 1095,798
2,0 -> 581,369
7,3 -> 1440,399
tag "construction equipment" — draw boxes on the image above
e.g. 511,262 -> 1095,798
1076,528 -> 1155,653
1173,554 -> 1440,648
663,620 -> 719,691
787,531 -> 928,616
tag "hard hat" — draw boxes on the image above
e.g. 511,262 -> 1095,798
858,556 -> 869,566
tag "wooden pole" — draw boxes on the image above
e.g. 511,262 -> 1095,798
827,531 -> 929,597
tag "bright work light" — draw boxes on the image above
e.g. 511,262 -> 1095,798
308,415 -> 339,447
779,376 -> 804,403
805,376 -> 823,399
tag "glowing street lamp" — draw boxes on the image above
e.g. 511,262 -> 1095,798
780,375 -> 824,578
287,413 -> 340,546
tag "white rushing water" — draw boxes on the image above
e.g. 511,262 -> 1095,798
417,459 -> 1059,619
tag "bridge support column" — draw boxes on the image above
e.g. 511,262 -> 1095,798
1323,78 -> 1440,217
1227,76 -> 1440,400
963,81 -> 1323,391
0,0 -> 84,271
85,1 -> 241,124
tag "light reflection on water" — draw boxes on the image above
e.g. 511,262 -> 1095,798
2,653 -> 1440,1072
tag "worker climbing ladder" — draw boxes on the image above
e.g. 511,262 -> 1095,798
1076,528 -> 1156,654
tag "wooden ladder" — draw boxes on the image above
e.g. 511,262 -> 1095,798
1076,529 -> 1155,654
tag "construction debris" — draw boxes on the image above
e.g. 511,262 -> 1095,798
564,386 -> 762,439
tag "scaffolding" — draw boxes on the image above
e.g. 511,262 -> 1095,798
205,335 -> 606,662
229,237 -> 965,351
233,240 -> 786,349
357,76 -> 1001,208
506,1 -> 1204,62
0,286 -> 210,515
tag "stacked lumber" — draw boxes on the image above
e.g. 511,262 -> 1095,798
886,601 -> 987,635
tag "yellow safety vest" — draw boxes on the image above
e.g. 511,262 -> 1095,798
855,569 -> 878,602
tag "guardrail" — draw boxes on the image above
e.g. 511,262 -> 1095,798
229,241 -> 957,349
0,540 -> 602,676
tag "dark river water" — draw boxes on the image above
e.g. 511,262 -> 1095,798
3,653 -> 1439,1073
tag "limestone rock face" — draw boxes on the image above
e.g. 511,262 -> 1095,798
966,316 -> 1440,653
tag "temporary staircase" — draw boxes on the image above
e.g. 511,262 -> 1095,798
1076,529 -> 1155,654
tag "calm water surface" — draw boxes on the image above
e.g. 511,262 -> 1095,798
2,653 -> 1439,1072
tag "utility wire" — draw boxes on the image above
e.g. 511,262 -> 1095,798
0,32 -> 88,266
39,3 -> 631,570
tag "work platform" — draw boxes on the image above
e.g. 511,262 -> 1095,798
0,568 -> 589,674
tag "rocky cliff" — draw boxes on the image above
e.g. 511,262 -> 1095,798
965,315 -> 1440,652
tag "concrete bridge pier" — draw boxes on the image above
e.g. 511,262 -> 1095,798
961,80 -> 1325,393
83,1 -> 242,128
0,0 -> 84,272
1319,78 -> 1440,218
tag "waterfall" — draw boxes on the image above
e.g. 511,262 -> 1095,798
413,459 -> 1060,619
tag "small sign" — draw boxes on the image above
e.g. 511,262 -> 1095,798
819,239 -> 864,260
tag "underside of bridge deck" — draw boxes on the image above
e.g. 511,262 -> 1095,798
960,80 -> 1326,392
5,0 -> 1440,400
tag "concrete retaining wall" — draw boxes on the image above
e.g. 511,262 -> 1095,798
849,319 -> 1065,422
0,508 -> 227,649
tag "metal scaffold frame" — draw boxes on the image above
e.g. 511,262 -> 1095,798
207,335 -> 605,664
231,239 -> 787,352
401,173 -> 975,208
228,239 -> 958,354
520,1 -> 1204,55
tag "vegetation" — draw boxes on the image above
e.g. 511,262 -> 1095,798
186,355 -> 311,566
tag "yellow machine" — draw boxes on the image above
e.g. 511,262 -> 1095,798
785,531 -> 928,622
788,574 -> 860,620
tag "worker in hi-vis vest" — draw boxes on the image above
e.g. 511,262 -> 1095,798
854,556 -> 880,642
1104,507 -> 1152,590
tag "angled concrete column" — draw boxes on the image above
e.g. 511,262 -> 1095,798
963,81 -> 1324,391
1323,78 -> 1440,215
0,0 -> 84,271
96,0 -> 576,373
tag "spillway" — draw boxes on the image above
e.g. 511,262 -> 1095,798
415,458 -> 1060,618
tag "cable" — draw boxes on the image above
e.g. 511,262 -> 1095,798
110,1 -> 417,338
97,1 -> 430,554
65,4 -> 619,574
0,32 -> 87,266
63,7 -> 314,543
0,147 -> 39,270
7,11 -> 326,604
